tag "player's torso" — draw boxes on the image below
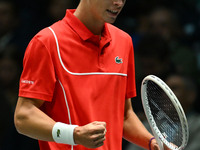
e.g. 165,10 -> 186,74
39,21 -> 131,150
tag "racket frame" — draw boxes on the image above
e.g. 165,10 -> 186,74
141,75 -> 189,150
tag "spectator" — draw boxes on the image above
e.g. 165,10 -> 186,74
131,34 -> 173,126
148,6 -> 182,42
147,6 -> 198,80
135,34 -> 173,80
0,0 -> 20,50
165,74 -> 200,150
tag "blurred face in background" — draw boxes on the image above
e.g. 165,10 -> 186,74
165,75 -> 196,113
47,0 -> 73,21
148,8 -> 181,41
149,9 -> 172,40
0,1 -> 18,37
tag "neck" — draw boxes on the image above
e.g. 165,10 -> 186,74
74,4 -> 104,35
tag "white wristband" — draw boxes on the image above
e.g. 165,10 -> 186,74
52,122 -> 78,145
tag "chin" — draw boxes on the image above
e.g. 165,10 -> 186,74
105,18 -> 116,24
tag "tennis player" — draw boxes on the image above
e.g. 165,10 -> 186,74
14,0 -> 168,150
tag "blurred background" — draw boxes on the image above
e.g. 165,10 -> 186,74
0,0 -> 199,149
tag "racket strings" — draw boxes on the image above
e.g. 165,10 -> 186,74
146,81 -> 183,147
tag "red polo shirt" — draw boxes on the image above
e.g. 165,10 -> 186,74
19,9 -> 136,150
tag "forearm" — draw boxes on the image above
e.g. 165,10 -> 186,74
14,97 -> 107,148
123,99 -> 153,149
14,97 -> 55,141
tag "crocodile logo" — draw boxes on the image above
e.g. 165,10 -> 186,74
57,129 -> 61,137
115,56 -> 123,64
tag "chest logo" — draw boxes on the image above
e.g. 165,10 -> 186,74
115,56 -> 123,64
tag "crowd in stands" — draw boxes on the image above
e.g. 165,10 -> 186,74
0,0 -> 199,149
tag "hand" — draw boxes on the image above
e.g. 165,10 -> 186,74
150,138 -> 160,150
151,139 -> 174,150
73,121 -> 106,148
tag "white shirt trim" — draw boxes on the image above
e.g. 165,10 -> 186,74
58,80 -> 74,150
48,27 -> 127,76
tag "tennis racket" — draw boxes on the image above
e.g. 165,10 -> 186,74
141,75 -> 189,150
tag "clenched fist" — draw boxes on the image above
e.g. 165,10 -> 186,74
73,121 -> 107,148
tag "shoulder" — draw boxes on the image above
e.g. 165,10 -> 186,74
31,20 -> 64,43
24,25 -> 58,59
33,27 -> 55,43
27,22 -> 62,52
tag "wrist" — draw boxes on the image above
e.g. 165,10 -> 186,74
149,137 -> 155,150
73,126 -> 82,145
52,122 -> 78,145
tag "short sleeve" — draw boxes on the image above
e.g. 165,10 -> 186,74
126,40 -> 137,99
19,36 -> 56,101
